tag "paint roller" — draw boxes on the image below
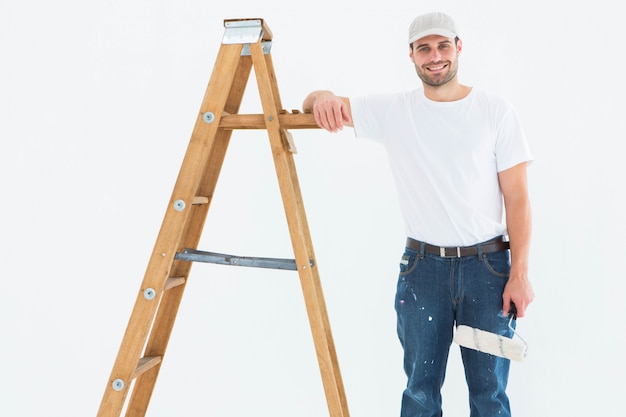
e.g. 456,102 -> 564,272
453,304 -> 528,362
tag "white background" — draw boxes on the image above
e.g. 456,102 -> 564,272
2,0 -> 624,416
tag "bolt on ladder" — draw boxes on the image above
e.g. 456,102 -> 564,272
96,18 -> 350,417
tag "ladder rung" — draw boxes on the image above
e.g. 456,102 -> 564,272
165,276 -> 186,290
134,356 -> 162,378
175,249 -> 298,271
219,112 -> 318,130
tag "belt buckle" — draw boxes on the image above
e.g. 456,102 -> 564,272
440,246 -> 461,258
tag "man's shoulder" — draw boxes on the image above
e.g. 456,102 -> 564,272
352,89 -> 421,112
472,88 -> 514,108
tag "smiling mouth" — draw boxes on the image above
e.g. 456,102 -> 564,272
426,63 -> 448,72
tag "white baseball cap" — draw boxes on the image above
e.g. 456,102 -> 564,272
408,12 -> 459,45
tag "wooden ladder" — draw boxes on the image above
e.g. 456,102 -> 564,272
97,18 -> 349,417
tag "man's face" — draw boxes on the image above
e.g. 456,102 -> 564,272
410,35 -> 462,87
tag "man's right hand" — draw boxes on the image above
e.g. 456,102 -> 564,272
303,90 -> 352,133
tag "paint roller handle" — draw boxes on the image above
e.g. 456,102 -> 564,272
506,303 -> 519,333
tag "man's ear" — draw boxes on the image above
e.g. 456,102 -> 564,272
408,45 -> 414,60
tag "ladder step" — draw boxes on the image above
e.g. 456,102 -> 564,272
175,249 -> 298,271
192,196 -> 209,205
134,356 -> 162,378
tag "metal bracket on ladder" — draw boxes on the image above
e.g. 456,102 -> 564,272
222,19 -> 263,44
175,249 -> 309,271
97,18 -> 349,417
223,19 -> 272,56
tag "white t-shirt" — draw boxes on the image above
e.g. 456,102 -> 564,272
351,88 -> 533,247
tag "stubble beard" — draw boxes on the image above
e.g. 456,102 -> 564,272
416,59 -> 458,87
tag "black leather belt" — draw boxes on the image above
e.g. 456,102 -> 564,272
406,236 -> 509,258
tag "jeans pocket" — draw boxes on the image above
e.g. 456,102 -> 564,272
399,250 -> 420,276
481,251 -> 510,278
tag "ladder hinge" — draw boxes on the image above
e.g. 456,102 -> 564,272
241,40 -> 272,56
222,19 -> 264,45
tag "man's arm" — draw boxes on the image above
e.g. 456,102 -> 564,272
499,162 -> 534,318
303,90 -> 353,132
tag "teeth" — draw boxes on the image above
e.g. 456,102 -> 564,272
428,65 -> 446,71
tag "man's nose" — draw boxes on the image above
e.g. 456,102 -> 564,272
429,49 -> 442,62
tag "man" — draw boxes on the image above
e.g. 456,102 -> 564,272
302,12 -> 534,417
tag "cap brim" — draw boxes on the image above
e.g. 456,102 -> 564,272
409,29 -> 457,45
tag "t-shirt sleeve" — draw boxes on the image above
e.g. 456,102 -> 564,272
350,94 -> 396,143
495,105 -> 534,172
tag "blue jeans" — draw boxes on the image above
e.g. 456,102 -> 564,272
395,242 -> 514,417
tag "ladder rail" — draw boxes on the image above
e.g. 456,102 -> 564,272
97,41 -> 248,417
125,46 -> 255,417
250,40 -> 350,417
